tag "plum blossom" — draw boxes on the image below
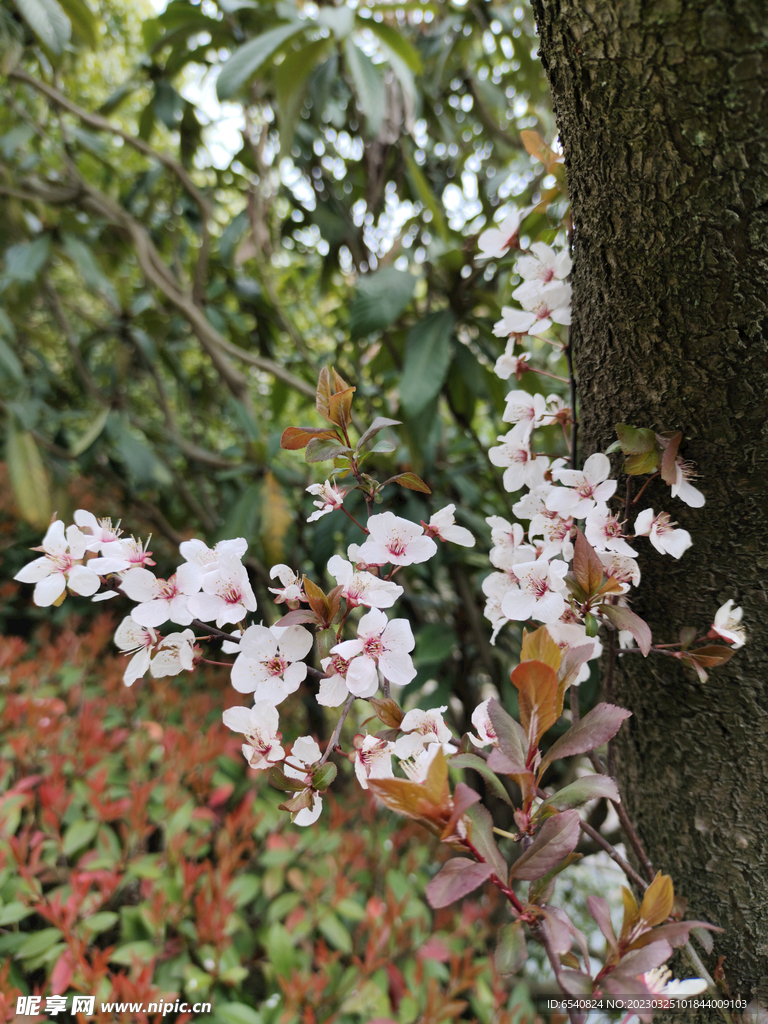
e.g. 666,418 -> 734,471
711,600 -> 746,648
222,701 -> 285,771
283,736 -> 324,826
87,536 -> 155,575
634,509 -> 691,559
14,520 -> 101,607
331,609 -> 416,695
547,453 -> 617,519
670,461 -> 705,508
501,558 -> 568,624
423,505 -> 475,547
547,622 -> 603,684
586,505 -> 638,557
187,554 -> 257,627
515,242 -> 572,285
73,510 -> 123,553
327,555 -> 403,608
317,653 -> 353,707
487,516 -> 528,566
356,512 -> 437,567
114,616 -> 158,685
494,283 -> 572,337
482,570 -> 520,643
642,968 -> 708,1000
268,565 -> 304,607
469,699 -> 498,748
150,629 -> 196,678
477,208 -> 526,259
488,433 -> 549,493
120,565 -> 201,628
306,480 -> 345,521
394,706 -> 453,760
178,537 -> 248,578
502,390 -> 548,441
398,742 -> 442,783
494,343 -> 531,381
352,734 -> 395,789
231,624 -> 314,703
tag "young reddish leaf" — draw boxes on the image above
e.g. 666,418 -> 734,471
449,752 -> 514,807
538,703 -> 632,779
619,885 -> 641,943
495,921 -> 527,976
508,809 -> 581,881
275,609 -> 321,627
626,919 -> 722,952
390,472 -> 431,494
440,782 -> 481,840
573,529 -> 605,599
487,698 -> 528,768
528,851 -> 583,906
332,367 -> 351,393
556,643 -> 594,717
639,871 -> 674,928
520,129 -> 559,172
316,367 -> 334,422
329,386 -> 356,429
464,802 -> 508,879
357,416 -> 402,449
520,626 -> 561,672
616,939 -> 673,976
303,576 -> 331,624
425,858 -> 494,908
615,423 -> 658,456
687,644 -> 735,668
511,660 -> 560,748
660,430 -> 682,485
279,789 -> 313,813
538,774 -> 620,813
602,605 -> 652,656
304,437 -> 352,463
486,750 -> 536,805
369,747 -> 450,822
368,697 -> 404,729
587,895 -> 618,956
280,426 -> 339,450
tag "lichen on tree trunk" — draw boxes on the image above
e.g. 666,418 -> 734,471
530,0 -> 768,1013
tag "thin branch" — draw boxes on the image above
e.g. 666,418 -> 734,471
318,694 -> 355,766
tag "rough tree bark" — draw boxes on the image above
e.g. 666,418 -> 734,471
530,0 -> 768,1013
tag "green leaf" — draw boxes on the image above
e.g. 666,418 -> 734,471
317,909 -> 352,952
226,874 -> 261,908
69,407 -> 110,456
495,921 -> 527,976
349,267 -> 416,339
304,437 -> 352,463
217,22 -> 308,100
539,775 -> 620,812
0,337 -> 23,383
62,234 -> 118,305
390,471 -> 431,493
4,236 -> 51,283
80,911 -> 119,936
57,0 -> 98,47
17,928 -> 62,960
63,818 -> 99,856
464,802 -> 508,878
274,37 -> 333,156
14,0 -> 71,54
449,753 -> 513,807
399,310 -> 455,417
364,19 -> 422,72
343,37 -> 385,136
6,419 -> 51,530
110,940 -> 158,965
214,1004 -> 263,1024
0,901 -> 33,925
114,431 -> 173,488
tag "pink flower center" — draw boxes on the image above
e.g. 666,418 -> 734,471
50,553 -> 75,574
265,656 -> 287,677
653,513 -> 673,535
330,654 -> 349,677
222,584 -> 243,605
531,577 -> 551,598
158,577 -> 179,599
386,537 -> 407,558
363,636 -> 384,660
576,480 -> 595,499
541,266 -> 555,283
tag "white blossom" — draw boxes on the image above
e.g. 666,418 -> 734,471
488,433 -> 549,493
268,565 -> 304,607
494,343 -> 531,381
501,558 -> 568,624
477,208 -> 526,259
352,734 -> 395,790
712,600 -> 746,648
14,520 -> 101,607
394,707 -> 453,759
356,512 -> 437,567
547,621 -> 603,684
547,453 -> 617,519
642,968 -> 708,1000
634,509 -> 691,559
120,565 -> 201,628
424,505 -> 475,547
586,504 -> 638,557
150,629 -> 196,678
327,555 -> 403,608
317,653 -> 353,707
73,510 -> 123,553
187,553 -> 257,627
670,461 -> 705,508
114,616 -> 157,686
306,480 -> 345,522
222,701 -> 285,771
284,736 -> 324,826
178,537 -> 248,578
231,624 -> 314,703
87,536 -> 156,575
598,552 -> 641,593
515,242 -> 572,285
331,608 -> 416,694
469,699 -> 499,748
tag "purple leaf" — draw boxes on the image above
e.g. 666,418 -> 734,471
538,703 -> 632,778
487,699 -> 528,766
603,604 -> 652,656
487,748 -> 527,774
617,939 -> 673,975
587,895 -> 618,955
425,858 -> 494,908
440,782 -> 481,840
541,775 -> 621,812
465,803 -> 507,880
275,608 -> 321,627
495,921 -> 527,976
559,970 -> 594,995
508,810 -> 581,881
628,920 -> 722,950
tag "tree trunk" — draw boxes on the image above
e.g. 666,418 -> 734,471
531,0 -> 768,1013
